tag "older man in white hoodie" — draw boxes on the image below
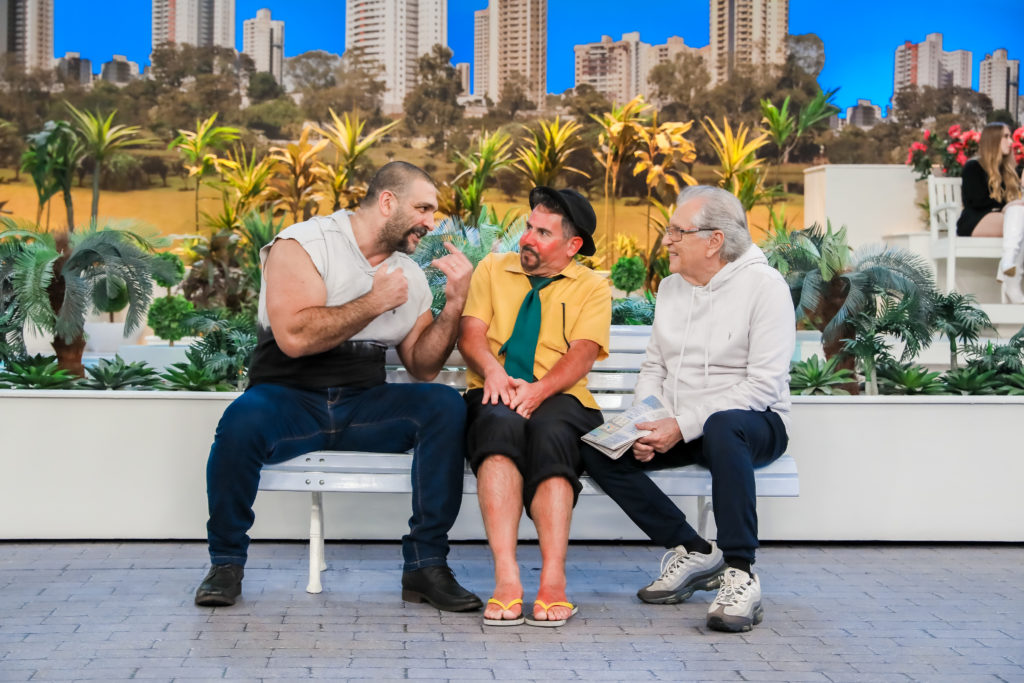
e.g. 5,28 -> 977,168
581,185 -> 795,633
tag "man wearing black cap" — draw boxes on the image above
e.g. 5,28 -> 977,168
458,187 -> 611,627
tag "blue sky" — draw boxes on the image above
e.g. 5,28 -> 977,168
54,1 -> 1024,113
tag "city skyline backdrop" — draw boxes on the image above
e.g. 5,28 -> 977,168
53,0 -> 1024,115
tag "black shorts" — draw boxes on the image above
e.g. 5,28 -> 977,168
464,389 -> 603,512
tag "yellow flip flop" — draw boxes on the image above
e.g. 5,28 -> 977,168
483,597 -> 525,626
525,599 -> 578,627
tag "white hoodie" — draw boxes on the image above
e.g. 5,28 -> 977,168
634,244 -> 795,442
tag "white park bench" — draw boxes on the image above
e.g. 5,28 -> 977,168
259,326 -> 800,593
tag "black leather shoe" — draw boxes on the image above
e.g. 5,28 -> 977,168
194,564 -> 244,607
401,565 -> 483,612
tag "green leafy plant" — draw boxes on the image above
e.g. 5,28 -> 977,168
842,295 -> 933,395
941,367 -> 1000,395
995,371 -> 1024,396
235,210 -> 285,292
450,129 -> 514,226
0,355 -> 79,389
788,356 -> 855,396
611,255 -> 646,297
80,355 -> 162,390
761,222 -> 936,389
877,362 -> 945,395
152,252 -> 186,294
65,103 -> 148,225
0,219 -> 173,375
147,294 -> 195,346
186,311 -> 257,389
930,291 -> 994,370
160,353 -> 233,392
611,296 -> 655,326
91,274 -> 129,322
411,214 -> 527,315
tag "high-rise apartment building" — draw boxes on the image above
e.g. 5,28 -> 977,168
574,33 -> 647,105
56,51 -> 91,84
708,0 -> 788,86
474,0 -> 546,108
979,49 -> 1020,122
455,61 -> 470,95
152,0 -> 235,52
101,54 -> 140,86
346,0 -> 447,114
574,33 -> 703,105
243,8 -> 284,83
845,99 -> 883,129
893,33 -> 972,94
0,0 -> 53,72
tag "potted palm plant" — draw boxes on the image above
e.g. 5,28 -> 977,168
0,219 -> 174,375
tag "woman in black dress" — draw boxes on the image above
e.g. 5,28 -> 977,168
956,122 -> 1024,302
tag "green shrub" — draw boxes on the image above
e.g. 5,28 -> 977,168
147,295 -> 195,345
611,255 -> 646,296
789,356 -> 855,396
152,252 -> 186,291
81,355 -> 162,390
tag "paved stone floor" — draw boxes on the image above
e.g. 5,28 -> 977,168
0,541 -> 1022,682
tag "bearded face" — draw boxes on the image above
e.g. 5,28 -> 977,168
378,205 -> 430,255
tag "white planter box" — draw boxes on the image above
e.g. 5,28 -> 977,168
0,390 -> 1020,542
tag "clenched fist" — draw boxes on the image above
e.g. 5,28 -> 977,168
371,264 -> 409,313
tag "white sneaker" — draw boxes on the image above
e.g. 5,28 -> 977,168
706,567 -> 764,632
637,542 -> 725,604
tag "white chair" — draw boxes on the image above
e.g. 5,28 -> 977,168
928,175 -> 1002,293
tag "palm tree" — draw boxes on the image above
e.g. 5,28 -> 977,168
267,126 -> 328,224
701,116 -> 771,210
168,114 -> 240,231
21,120 -> 83,230
930,291 -> 994,369
215,145 -> 276,216
762,222 -> 937,392
632,114 -> 697,256
760,89 -> 839,166
513,117 -> 589,189
0,218 -> 171,375
315,109 -> 402,211
450,129 -> 514,225
591,96 -> 650,264
65,103 -> 147,226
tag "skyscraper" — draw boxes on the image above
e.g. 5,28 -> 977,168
893,33 -> 972,93
574,33 -> 703,105
0,0 -> 53,72
474,0 -> 546,107
243,8 -> 284,83
152,0 -> 235,52
708,0 -> 788,86
345,0 -> 447,114
980,49 -> 1020,122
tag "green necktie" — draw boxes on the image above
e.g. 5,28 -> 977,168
499,275 -> 562,381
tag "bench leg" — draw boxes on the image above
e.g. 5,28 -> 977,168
306,491 -> 324,594
696,495 -> 714,540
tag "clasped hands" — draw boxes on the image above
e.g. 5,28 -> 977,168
480,369 -> 547,419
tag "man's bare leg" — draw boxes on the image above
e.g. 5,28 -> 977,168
477,455 -> 524,621
529,476 -> 574,622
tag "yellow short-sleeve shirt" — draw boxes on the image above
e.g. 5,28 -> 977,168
462,251 -> 611,409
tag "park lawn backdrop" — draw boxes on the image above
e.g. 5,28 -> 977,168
0,168 -> 803,257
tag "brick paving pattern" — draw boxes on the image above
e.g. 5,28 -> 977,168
1,542 -> 1022,681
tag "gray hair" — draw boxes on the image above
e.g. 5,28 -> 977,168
675,185 -> 752,262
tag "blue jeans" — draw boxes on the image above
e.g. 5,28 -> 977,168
205,382 -> 467,571
581,409 -> 787,563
